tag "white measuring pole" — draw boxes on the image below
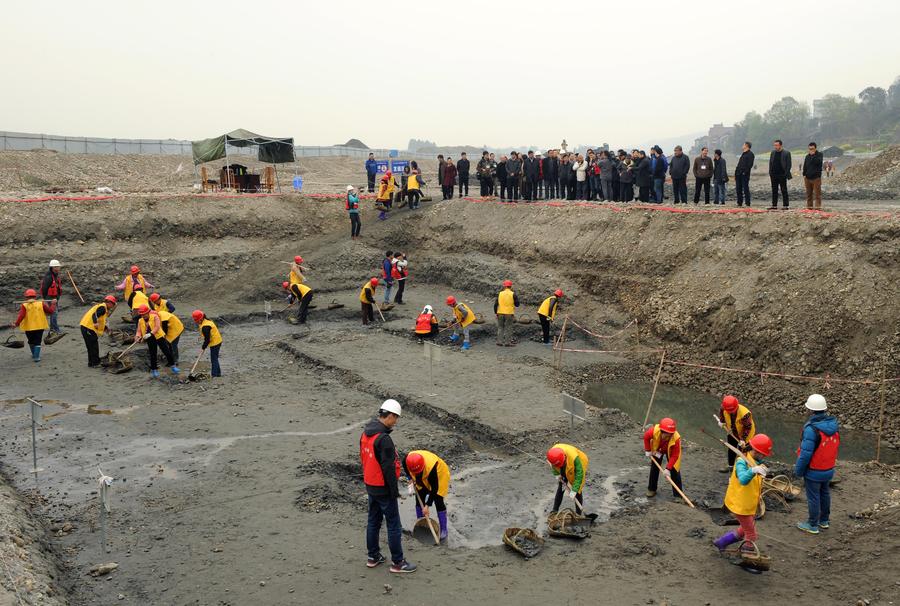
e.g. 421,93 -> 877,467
27,398 -> 44,487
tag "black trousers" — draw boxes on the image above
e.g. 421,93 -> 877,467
479,177 -> 491,196
771,176 -> 789,206
507,183 -> 519,201
559,179 -> 568,200
414,486 -> 447,512
498,180 -> 507,200
539,314 -> 551,343
638,186 -> 650,202
407,190 -> 420,209
367,173 -> 376,192
544,179 -> 556,199
694,177 -> 711,203
361,302 -> 374,325
146,335 -> 174,370
552,480 -> 584,513
458,176 -> 469,196
394,279 -> 406,303
350,214 -> 361,237
727,433 -> 740,467
26,329 -> 43,346
648,457 -> 683,496
293,290 -> 313,323
672,178 -> 688,203
442,185 -> 454,200
620,183 -> 634,201
525,177 -> 538,200
81,326 -> 100,366
170,335 -> 180,365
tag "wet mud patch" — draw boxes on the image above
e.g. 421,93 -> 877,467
295,460 -> 366,512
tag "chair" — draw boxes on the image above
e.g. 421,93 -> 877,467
200,166 -> 218,192
263,166 -> 275,193
220,168 -> 235,190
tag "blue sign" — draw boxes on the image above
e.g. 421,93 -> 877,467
375,161 -> 390,173
390,160 -> 409,173
389,149 -> 399,158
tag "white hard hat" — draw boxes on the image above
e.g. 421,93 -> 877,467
805,394 -> 827,411
49,259 -> 61,267
380,399 -> 402,416
347,185 -> 355,191
423,305 -> 433,314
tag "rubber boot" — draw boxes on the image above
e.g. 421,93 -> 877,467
171,366 -> 180,374
33,345 -> 41,362
438,511 -> 448,540
28,344 -> 35,358
713,531 -> 740,552
150,369 -> 160,379
415,505 -> 423,519
461,341 -> 471,351
448,334 -> 459,343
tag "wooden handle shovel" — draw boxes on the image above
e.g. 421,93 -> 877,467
114,340 -> 140,360
411,484 -> 440,545
649,455 -> 695,508
188,349 -> 206,378
66,269 -> 86,304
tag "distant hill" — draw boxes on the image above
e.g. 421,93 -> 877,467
337,138 -> 369,149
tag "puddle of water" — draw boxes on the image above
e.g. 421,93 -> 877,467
402,456 -> 635,549
584,381 -> 900,465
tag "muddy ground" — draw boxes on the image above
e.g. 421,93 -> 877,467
1,187 -> 899,605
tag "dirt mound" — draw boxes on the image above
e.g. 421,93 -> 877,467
833,146 -> 900,191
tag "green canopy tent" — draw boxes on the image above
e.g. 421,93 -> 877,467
192,129 -> 295,191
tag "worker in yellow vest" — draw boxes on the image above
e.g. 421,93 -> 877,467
157,308 -> 184,366
11,289 -> 56,362
192,310 -> 223,377
134,304 -> 178,378
404,451 -> 451,541
406,170 -> 423,210
715,395 -> 757,472
713,434 -> 773,554
286,257 -> 314,325
115,265 -> 154,307
643,417 -> 683,498
79,294 -> 118,367
376,172 -> 397,220
537,289 -> 564,345
130,288 -> 150,314
359,277 -> 379,325
493,280 -> 519,347
546,443 -> 589,514
148,292 -> 176,313
445,296 -> 475,350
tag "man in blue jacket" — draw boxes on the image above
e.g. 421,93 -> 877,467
794,393 -> 840,534
365,153 -> 378,192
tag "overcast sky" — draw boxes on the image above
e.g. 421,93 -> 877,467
4,1 -> 899,150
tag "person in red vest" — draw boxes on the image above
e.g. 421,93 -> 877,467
795,394 -> 840,534
40,259 -> 64,335
413,305 -> 438,340
642,417 -> 683,498
360,400 -> 417,574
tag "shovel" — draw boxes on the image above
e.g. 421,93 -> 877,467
114,340 -> 140,361
410,483 -> 440,545
649,455 -> 695,508
188,349 -> 206,380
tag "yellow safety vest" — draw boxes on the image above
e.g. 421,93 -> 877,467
289,267 -> 304,286
131,290 -> 149,311
157,309 -> 184,342
19,301 -> 49,332
408,174 -> 420,191
151,297 -> 169,313
409,450 -> 451,497
292,282 -> 312,297
453,303 -> 475,328
538,296 -> 558,320
79,303 -> 110,336
200,319 -> 222,347
724,453 -> 762,516
649,425 -> 682,471
551,443 -> 589,487
496,289 -> 516,315
137,311 -> 166,340
723,404 -> 756,440
377,178 -> 395,201
124,274 -> 146,300
359,282 -> 376,303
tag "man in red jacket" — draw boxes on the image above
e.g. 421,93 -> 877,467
442,158 -> 457,200
361,400 -> 416,574
40,259 -> 64,335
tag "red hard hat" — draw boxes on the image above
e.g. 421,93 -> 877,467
282,281 -> 289,289
503,280 -> 513,288
546,447 -> 566,468
104,295 -> 117,304
722,395 -> 739,413
191,310 -> 205,323
294,255 -> 302,264
406,452 -> 425,474
749,434 -> 773,457
554,289 -> 564,298
133,282 -> 144,291
24,288 -> 37,298
149,293 -> 161,303
370,277 -> 379,287
130,265 -> 140,274
446,296 -> 456,306
136,305 -> 150,315
659,417 -> 677,433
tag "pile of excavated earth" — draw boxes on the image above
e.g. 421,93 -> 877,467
1,154 -> 899,605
